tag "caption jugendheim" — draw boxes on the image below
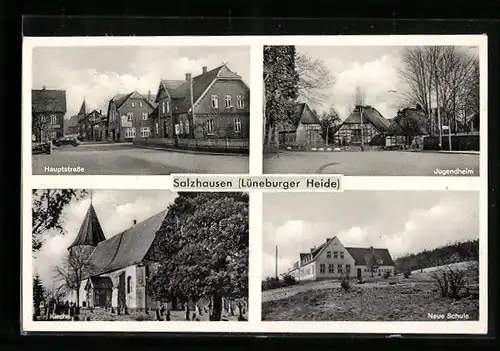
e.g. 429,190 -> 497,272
173,176 -> 342,190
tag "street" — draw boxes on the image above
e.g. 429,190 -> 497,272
263,151 -> 480,176
32,144 -> 249,175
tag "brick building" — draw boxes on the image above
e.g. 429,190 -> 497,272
32,88 -> 67,141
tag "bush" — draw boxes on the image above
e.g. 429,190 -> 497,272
261,277 -> 284,291
340,273 -> 351,291
430,266 -> 469,299
403,271 -> 411,279
282,273 -> 297,286
383,271 -> 391,279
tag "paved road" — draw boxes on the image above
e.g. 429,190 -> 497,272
263,151 -> 480,176
32,144 -> 249,175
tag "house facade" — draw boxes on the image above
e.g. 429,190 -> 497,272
279,103 -> 322,145
107,91 -> 157,142
334,105 -> 391,146
287,236 -> 395,281
150,65 -> 250,142
66,115 -> 80,135
32,88 -> 67,141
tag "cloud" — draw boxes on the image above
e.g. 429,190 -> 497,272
32,46 -> 250,118
33,190 -> 178,287
262,193 -> 479,278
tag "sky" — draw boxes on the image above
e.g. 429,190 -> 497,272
262,191 -> 479,279
32,190 -> 178,287
32,46 -> 250,118
296,45 -> 479,119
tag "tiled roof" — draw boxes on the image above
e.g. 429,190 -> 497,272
89,276 -> 113,289
345,247 -> 395,266
86,209 -> 169,276
68,204 -> 106,249
343,105 -> 391,132
32,89 -> 67,113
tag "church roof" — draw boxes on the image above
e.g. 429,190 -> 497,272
68,204 -> 106,250
78,100 -> 86,115
85,209 -> 169,276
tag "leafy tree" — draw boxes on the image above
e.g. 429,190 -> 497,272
33,274 -> 45,317
263,46 -> 299,147
319,106 -> 342,144
32,190 -> 89,252
147,192 -> 249,321
364,249 -> 379,277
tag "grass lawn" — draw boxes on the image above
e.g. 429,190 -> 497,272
262,269 -> 479,321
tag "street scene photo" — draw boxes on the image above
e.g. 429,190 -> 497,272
30,46 -> 250,175
31,190 -> 249,321
263,45 -> 481,176
262,191 -> 480,321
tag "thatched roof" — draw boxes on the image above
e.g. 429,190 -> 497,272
278,102 -> 320,132
343,105 -> 391,132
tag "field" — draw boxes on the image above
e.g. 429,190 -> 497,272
262,263 -> 479,321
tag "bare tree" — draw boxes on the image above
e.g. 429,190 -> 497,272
54,246 -> 96,309
32,95 -> 62,142
295,53 -> 335,107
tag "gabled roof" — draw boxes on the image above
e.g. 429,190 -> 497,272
345,247 -> 395,266
32,89 -> 67,113
68,204 -> 106,250
85,209 -> 169,276
109,91 -> 156,110
157,80 -> 186,101
86,276 -> 113,290
342,105 -> 391,132
279,102 -> 320,132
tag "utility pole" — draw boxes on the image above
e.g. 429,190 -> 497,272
190,73 -> 195,138
435,66 -> 443,149
325,125 -> 329,146
360,106 -> 364,151
275,245 -> 278,279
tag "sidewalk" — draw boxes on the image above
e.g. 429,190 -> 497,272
80,141 -> 133,147
132,143 -> 249,157
406,149 -> 480,156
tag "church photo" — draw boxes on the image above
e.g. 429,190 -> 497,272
31,189 -> 249,322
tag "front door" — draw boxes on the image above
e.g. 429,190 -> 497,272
357,268 -> 362,279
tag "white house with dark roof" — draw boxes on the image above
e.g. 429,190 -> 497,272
287,236 -> 396,281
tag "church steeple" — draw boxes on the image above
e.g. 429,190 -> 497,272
68,196 -> 106,251
78,99 -> 87,116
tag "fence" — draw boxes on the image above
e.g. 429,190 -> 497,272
423,134 -> 480,151
134,137 -> 249,154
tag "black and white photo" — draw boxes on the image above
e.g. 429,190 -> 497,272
262,191 -> 480,321
30,46 -> 250,175
263,45 -> 481,176
31,190 -> 249,322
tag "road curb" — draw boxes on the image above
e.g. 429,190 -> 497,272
132,144 -> 249,157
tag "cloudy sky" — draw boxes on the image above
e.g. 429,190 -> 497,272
297,45 -> 479,119
32,46 -> 250,118
32,190 -> 178,286
262,191 -> 479,278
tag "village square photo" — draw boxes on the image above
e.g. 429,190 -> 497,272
262,191 -> 480,321
263,44 -> 481,176
29,44 -> 250,175
30,190 -> 249,322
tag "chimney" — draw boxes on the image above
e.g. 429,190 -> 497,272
99,109 -> 102,115
326,238 -> 331,244
202,66 -> 207,74
133,219 -> 137,226
185,73 -> 192,81
148,90 -> 151,100
42,86 -> 46,90
369,246 -> 374,251
310,247 -> 315,253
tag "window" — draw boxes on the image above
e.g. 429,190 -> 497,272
127,112 -> 133,122
333,251 -> 338,259
50,131 -> 57,139
211,95 -> 219,108
338,264 -> 343,274
142,112 -> 148,120
326,251 -> 331,259
207,119 -> 214,134
50,115 -> 57,125
185,120 -> 190,134
139,101 -> 143,107
328,264 -> 334,273
127,276 -> 132,294
131,101 -> 135,107
340,251 -> 344,259
166,100 -> 170,113
346,264 -> 351,275
320,264 -> 325,274
155,123 -> 159,135
140,127 -> 151,138
234,119 -> 242,133
125,128 -> 136,138
224,95 -> 232,108
237,95 -> 244,109
179,121 -> 184,134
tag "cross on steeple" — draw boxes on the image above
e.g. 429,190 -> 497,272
90,190 -> 93,204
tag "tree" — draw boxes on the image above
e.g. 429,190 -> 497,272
147,192 -> 249,321
54,246 -> 96,310
263,46 -> 299,147
295,52 -> 334,107
364,249 -> 379,277
32,94 -> 63,142
32,190 -> 88,252
319,106 -> 342,144
33,274 -> 45,318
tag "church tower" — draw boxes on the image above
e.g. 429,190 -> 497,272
78,99 -> 87,116
68,194 -> 106,261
